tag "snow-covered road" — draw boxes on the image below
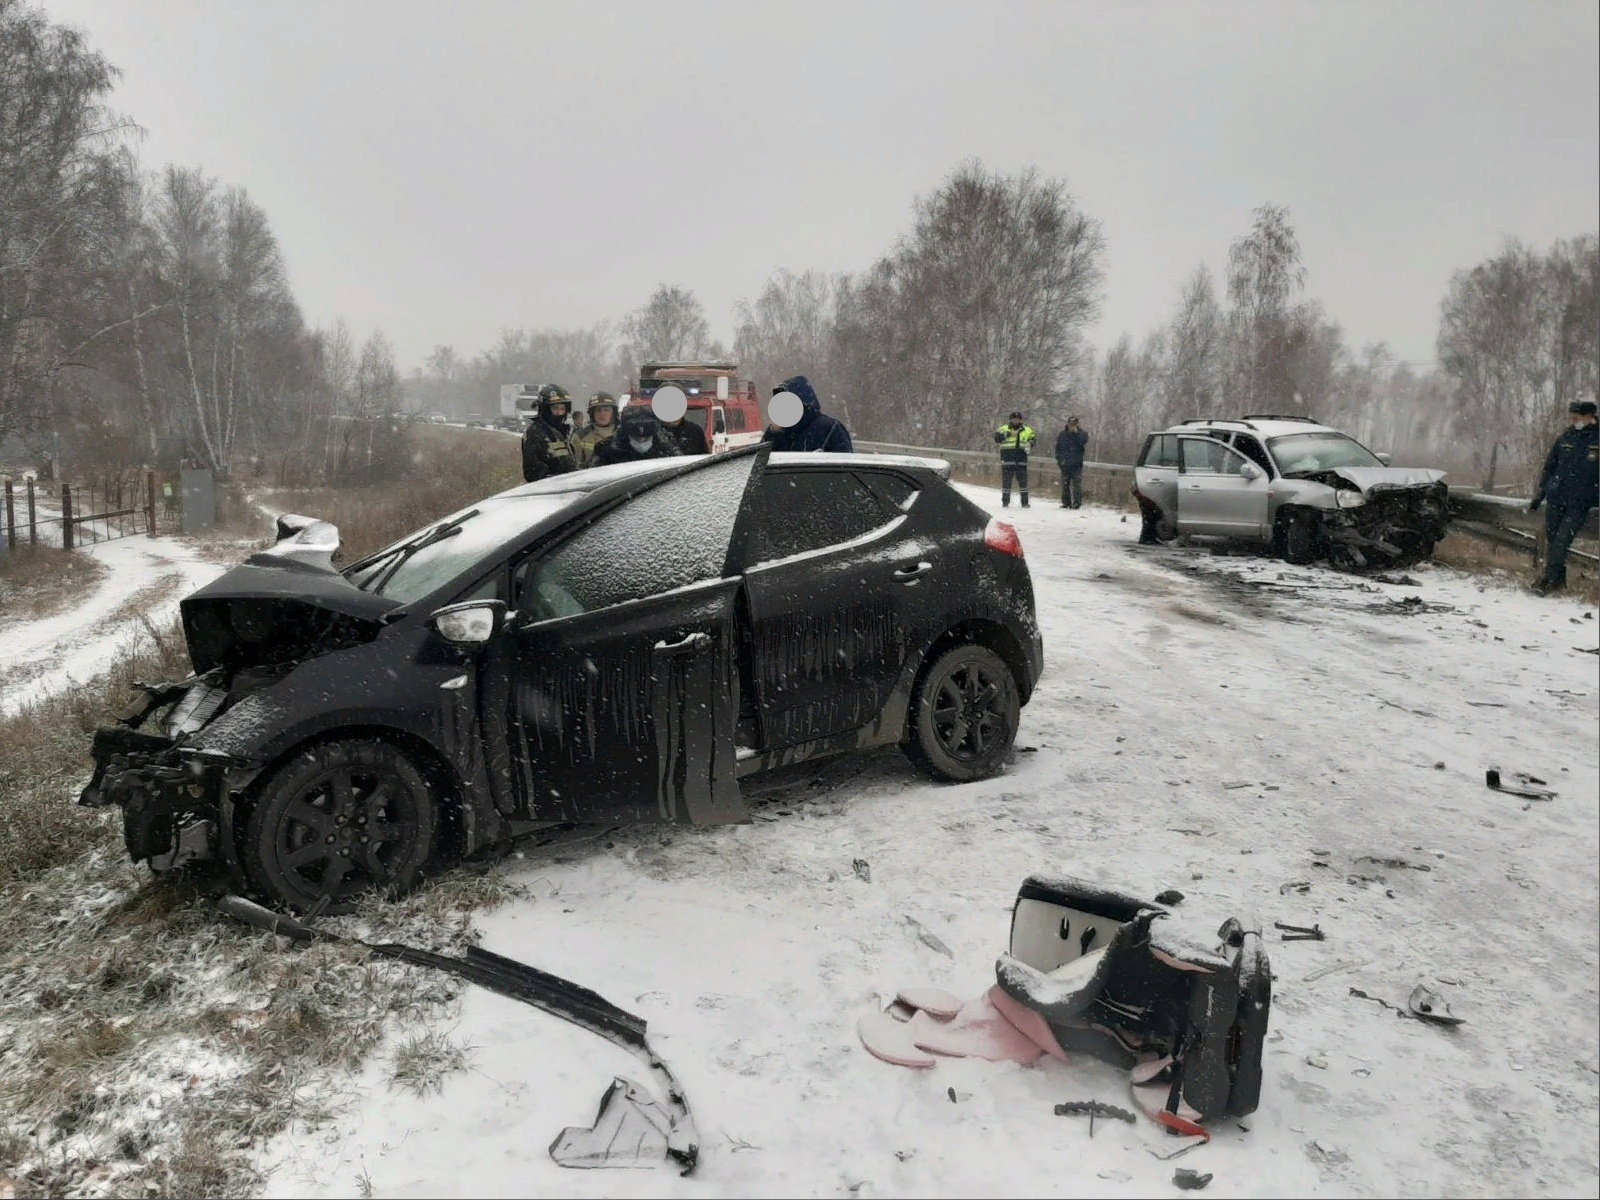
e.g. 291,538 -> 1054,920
0,535 -> 225,718
253,487 -> 1599,1198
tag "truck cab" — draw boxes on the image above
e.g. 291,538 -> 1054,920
625,361 -> 765,453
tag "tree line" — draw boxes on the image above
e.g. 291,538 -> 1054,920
1,0 -> 404,486
7,0 -> 1594,493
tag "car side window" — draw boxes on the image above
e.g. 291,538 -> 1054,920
1180,438 -> 1225,473
1233,435 -> 1273,475
517,456 -> 756,620
744,471 -> 896,566
858,470 -> 919,513
1142,434 -> 1181,468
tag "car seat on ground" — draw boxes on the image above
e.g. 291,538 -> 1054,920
995,874 -> 1271,1123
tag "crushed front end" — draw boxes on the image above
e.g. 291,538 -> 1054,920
1321,480 -> 1450,567
78,677 -> 247,871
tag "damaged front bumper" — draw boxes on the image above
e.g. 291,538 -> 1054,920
1324,485 -> 1449,563
78,680 -> 253,871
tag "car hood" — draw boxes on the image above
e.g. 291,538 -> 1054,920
1289,466 -> 1446,492
180,557 -> 400,676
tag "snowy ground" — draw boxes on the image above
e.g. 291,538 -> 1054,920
0,534 -> 225,718
146,489 -> 1600,1196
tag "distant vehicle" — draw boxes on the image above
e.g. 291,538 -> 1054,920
464,413 -> 493,428
428,413 -> 448,425
499,384 -> 540,431
79,447 -> 1042,912
623,361 -> 764,453
1133,415 -> 1449,569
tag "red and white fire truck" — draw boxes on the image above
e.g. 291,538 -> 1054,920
622,361 -> 765,453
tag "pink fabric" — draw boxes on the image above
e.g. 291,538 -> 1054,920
909,992 -> 1044,1065
986,984 -> 1069,1062
857,1009 -> 938,1068
896,987 -> 964,1021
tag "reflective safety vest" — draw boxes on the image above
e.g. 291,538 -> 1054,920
995,423 -> 1037,462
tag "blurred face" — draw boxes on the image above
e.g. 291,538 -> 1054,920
549,402 -> 569,421
593,406 -> 615,427
1574,411 -> 1597,428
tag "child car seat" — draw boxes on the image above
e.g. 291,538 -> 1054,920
995,874 -> 1270,1122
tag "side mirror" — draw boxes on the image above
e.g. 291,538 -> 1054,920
1239,462 -> 1263,482
716,375 -> 730,401
1375,452 -> 1392,465
428,599 -> 507,647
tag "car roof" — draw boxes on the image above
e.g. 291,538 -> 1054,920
501,453 -> 950,503
1160,418 -> 1343,440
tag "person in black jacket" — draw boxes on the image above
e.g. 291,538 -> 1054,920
1530,399 -> 1599,595
660,411 -> 710,456
761,376 -> 853,453
592,405 -> 681,466
521,384 -> 578,482
1054,417 -> 1089,508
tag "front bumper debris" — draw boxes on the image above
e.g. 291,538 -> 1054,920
78,677 -> 243,869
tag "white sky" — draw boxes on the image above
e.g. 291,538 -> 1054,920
41,0 -> 1600,372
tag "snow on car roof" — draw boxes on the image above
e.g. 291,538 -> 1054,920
773,451 -> 951,478
1168,418 -> 1343,439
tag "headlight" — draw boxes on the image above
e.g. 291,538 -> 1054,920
1335,490 -> 1366,508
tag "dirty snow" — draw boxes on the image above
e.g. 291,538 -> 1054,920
230,487 -> 1593,1197
0,535 -> 226,717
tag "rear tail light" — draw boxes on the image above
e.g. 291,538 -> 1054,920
984,518 -> 1024,559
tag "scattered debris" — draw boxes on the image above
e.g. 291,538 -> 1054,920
1305,1055 -> 1328,1069
1407,984 -> 1465,1026
947,1086 -> 958,1103
1154,889 -> 1186,905
1310,849 -> 1330,857
1433,761 -> 1446,770
1274,922 -> 1325,942
1486,769 -> 1557,801
1173,1167 -> 1214,1190
1279,879 -> 1311,895
1054,1100 -> 1136,1137
852,858 -> 872,882
1221,780 -> 1254,789
218,896 -> 700,1174
1466,701 -> 1506,708
1371,573 -> 1422,586
1149,1137 -> 1208,1161
903,916 -> 955,958
1304,959 -> 1369,983
1373,596 -> 1455,615
1354,856 -> 1432,872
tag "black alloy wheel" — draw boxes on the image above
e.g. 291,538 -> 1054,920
244,739 -> 436,913
905,644 -> 1020,783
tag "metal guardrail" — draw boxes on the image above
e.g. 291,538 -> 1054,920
853,440 -> 1597,567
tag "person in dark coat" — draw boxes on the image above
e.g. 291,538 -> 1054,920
1530,399 -> 1599,594
521,384 -> 578,482
1054,417 -> 1089,509
761,376 -> 853,453
592,405 -> 681,466
660,411 -> 710,456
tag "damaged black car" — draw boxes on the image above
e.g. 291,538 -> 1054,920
80,447 -> 1043,911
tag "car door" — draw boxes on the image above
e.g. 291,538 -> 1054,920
732,467 -> 934,753
1177,436 -> 1270,537
501,450 -> 765,827
1134,433 -> 1181,531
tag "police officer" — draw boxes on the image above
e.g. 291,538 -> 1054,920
1530,399 -> 1599,595
576,392 -> 619,467
520,384 -> 578,482
994,410 -> 1037,508
593,405 -> 681,466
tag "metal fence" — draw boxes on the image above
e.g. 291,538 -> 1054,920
2,470 -> 183,553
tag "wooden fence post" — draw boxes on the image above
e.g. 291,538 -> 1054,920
146,470 -> 157,535
61,484 -> 74,551
26,478 -> 36,547
4,480 -> 13,550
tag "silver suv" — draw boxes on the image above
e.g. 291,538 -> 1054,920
1132,415 -> 1450,569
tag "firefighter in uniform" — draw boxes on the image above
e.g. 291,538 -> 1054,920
994,410 -> 1037,508
521,384 -> 578,482
575,392 -> 619,467
1530,399 -> 1599,595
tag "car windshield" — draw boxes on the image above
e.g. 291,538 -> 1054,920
345,493 -> 576,604
1268,432 -> 1382,474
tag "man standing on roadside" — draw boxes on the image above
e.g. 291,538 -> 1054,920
520,384 -> 578,482
994,410 -> 1036,508
575,392 -> 619,466
1530,399 -> 1599,595
1055,416 -> 1089,509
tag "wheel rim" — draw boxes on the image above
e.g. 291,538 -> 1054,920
930,660 -> 1008,762
274,764 -> 422,902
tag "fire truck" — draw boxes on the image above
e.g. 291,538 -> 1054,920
622,361 -> 765,453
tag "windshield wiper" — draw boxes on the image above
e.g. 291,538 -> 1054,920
364,508 -> 480,595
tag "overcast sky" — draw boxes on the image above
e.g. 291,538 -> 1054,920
43,0 -> 1600,374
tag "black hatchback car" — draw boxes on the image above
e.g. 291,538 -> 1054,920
81,447 -> 1043,910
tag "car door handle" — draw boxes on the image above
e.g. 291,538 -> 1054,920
893,561 -> 934,581
654,632 -> 711,656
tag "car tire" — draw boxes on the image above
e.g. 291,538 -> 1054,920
904,644 -> 1021,783
1280,512 -> 1320,565
243,739 -> 437,914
